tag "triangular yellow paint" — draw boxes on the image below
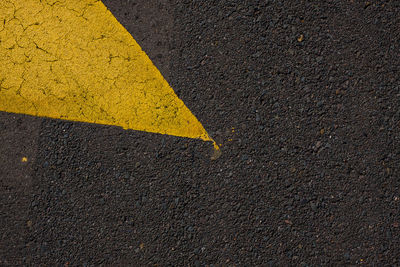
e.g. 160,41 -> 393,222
0,0 -> 216,145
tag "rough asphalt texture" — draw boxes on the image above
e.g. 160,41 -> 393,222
1,0 -> 400,265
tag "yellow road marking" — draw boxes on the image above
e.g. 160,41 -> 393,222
0,0 -> 218,149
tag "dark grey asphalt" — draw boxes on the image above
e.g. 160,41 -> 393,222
1,0 -> 400,265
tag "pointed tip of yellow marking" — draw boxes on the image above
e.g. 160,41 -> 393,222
211,140 -> 222,160
213,142 -> 220,150
21,157 -> 28,162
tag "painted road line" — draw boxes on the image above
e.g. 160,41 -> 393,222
0,0 -> 219,150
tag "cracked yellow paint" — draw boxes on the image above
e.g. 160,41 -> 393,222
0,0 -> 217,147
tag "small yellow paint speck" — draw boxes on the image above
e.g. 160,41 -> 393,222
228,138 -> 233,141
297,34 -> 304,42
139,243 -> 144,250
22,157 -> 28,162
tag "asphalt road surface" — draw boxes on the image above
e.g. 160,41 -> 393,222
1,0 -> 400,265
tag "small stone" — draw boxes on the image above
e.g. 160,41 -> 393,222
31,200 -> 38,207
311,202 -> 317,211
300,199 -> 308,205
211,146 -> 222,160
315,141 -> 322,148
297,34 -> 304,42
